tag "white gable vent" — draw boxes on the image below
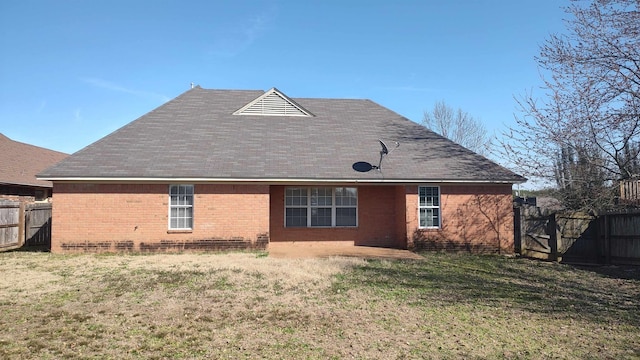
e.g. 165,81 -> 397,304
233,88 -> 313,117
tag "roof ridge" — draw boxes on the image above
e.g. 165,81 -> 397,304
0,133 -> 68,156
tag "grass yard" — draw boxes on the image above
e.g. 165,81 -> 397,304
0,251 -> 638,359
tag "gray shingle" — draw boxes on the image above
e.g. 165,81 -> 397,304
39,87 -> 525,183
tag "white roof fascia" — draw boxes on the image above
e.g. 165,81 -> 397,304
38,176 -> 524,185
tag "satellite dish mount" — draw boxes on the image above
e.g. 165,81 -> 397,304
372,139 -> 399,171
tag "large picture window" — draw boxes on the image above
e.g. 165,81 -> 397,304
169,184 -> 194,230
285,187 -> 357,227
419,186 -> 440,228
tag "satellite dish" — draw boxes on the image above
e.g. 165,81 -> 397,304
351,139 -> 399,173
352,161 -> 373,172
379,139 -> 389,155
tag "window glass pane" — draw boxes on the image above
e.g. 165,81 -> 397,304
170,218 -> 178,228
336,208 -> 356,226
170,185 -> 179,195
336,187 -> 357,206
419,186 -> 439,207
286,208 -> 307,227
292,195 -> 305,206
419,187 -> 427,206
185,217 -> 193,229
311,188 -> 332,206
335,189 -> 343,206
432,208 -> 439,226
420,208 -> 439,227
419,208 -> 430,227
311,207 -> 332,226
286,188 -> 307,206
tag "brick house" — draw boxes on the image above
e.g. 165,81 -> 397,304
0,133 -> 67,202
38,87 -> 525,254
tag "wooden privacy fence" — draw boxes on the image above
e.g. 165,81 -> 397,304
514,207 -> 640,265
0,200 -> 52,252
620,179 -> 640,205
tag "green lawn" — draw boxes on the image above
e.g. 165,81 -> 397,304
0,251 -> 638,359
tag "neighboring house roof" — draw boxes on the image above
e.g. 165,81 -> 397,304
0,134 -> 68,188
39,87 -> 525,184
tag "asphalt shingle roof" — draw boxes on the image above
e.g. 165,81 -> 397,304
39,87 -> 525,183
0,134 -> 68,188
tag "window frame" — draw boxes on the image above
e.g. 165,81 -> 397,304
168,184 -> 194,230
418,185 -> 441,229
285,187 -> 358,228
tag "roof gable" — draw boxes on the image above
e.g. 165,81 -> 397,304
233,88 -> 313,117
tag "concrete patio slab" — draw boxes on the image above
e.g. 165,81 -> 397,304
268,241 -> 424,260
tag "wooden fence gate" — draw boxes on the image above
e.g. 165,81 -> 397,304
25,203 -> 52,247
514,206 -> 560,261
0,201 -> 52,252
0,200 -> 24,251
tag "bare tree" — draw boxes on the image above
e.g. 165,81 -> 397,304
503,0 -> 640,210
554,144 -> 615,210
422,101 -> 491,156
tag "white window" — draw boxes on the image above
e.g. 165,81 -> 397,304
419,186 -> 440,228
285,187 -> 357,227
169,185 -> 194,230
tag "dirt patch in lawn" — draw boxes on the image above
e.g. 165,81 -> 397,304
0,251 -> 638,359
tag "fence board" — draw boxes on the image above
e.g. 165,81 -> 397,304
557,212 -> 597,263
25,203 -> 52,247
606,212 -> 640,264
620,180 -> 640,205
0,200 -> 24,251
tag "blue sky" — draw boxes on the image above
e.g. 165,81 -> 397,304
1,0 -> 569,172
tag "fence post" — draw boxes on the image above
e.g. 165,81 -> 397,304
24,206 -> 30,246
604,214 -> 611,265
514,207 -> 522,255
18,202 -> 25,247
549,213 -> 559,262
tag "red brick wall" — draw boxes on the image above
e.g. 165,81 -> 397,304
405,184 -> 515,254
51,183 -> 270,253
52,182 -> 514,254
269,185 -> 403,248
395,186 -> 408,248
